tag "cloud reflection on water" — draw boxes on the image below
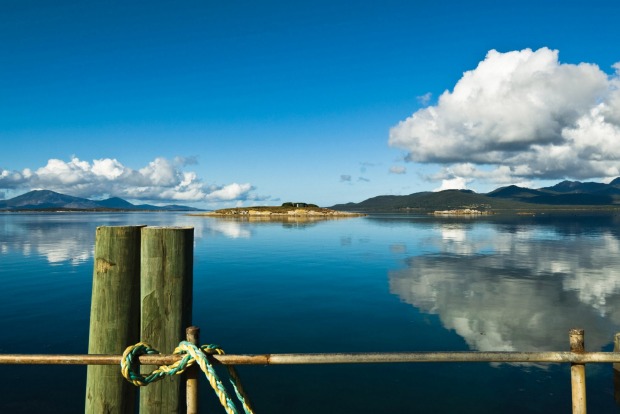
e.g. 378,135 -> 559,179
389,222 -> 620,353
0,213 -> 342,265
0,213 -> 253,264
0,220 -> 97,264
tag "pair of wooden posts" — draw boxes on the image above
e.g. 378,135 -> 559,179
84,226 -> 194,413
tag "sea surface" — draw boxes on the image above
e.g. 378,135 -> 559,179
1,211 -> 620,413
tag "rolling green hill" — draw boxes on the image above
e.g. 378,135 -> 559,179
331,189 -> 533,212
331,179 -> 620,213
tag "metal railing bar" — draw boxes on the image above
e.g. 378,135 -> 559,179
2,351 -> 620,366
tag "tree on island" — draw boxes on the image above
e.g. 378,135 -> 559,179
281,202 -> 318,208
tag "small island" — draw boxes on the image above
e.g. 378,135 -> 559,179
432,208 -> 493,216
196,202 -> 365,218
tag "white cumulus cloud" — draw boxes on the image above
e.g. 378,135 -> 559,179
0,156 -> 266,204
206,183 -> 254,201
434,177 -> 470,192
92,158 -> 125,180
389,47 -> 620,187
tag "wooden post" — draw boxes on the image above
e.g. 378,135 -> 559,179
570,329 -> 587,414
186,326 -> 200,414
140,227 -> 194,414
85,225 -> 143,414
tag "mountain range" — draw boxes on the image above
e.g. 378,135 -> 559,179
4,178 -> 620,213
0,190 -> 202,211
331,178 -> 620,212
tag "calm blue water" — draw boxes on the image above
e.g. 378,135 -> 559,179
1,212 -> 620,413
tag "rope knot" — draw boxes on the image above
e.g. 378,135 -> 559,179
121,341 -> 254,414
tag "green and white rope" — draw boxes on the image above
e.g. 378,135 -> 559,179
121,341 -> 255,414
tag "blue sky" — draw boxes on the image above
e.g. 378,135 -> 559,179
2,0 -> 620,208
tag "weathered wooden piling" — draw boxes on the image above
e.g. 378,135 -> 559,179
570,329 -> 587,414
85,225 -> 144,414
140,226 -> 194,413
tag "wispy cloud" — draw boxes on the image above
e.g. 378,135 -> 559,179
359,162 -> 376,174
416,92 -> 432,106
389,166 -> 406,174
0,156 -> 267,204
341,174 -> 370,183
390,47 -> 620,188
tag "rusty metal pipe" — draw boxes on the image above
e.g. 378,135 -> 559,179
2,351 -> 620,366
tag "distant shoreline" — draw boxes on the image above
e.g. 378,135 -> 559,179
0,208 -> 201,213
193,206 -> 365,217
4,205 -> 620,216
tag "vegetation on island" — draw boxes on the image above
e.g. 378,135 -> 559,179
280,202 -> 319,208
